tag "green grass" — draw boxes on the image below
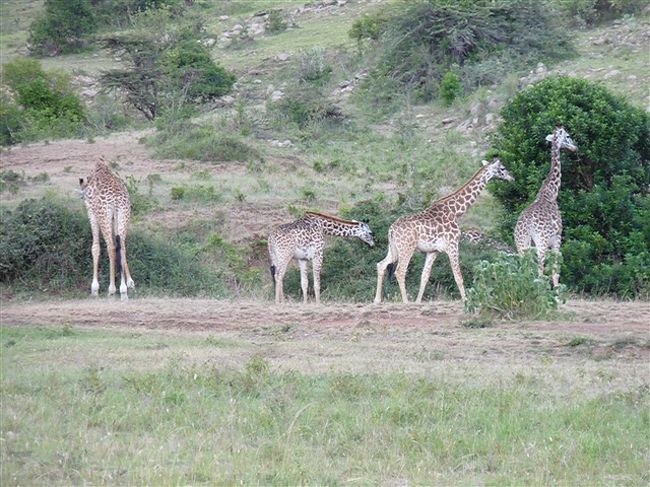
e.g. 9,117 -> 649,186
2,325 -> 648,485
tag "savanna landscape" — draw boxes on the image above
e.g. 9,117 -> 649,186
1,0 -> 649,485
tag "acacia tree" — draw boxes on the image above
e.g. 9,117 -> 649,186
489,76 -> 649,297
100,33 -> 234,120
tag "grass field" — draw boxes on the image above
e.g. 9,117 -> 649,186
2,299 -> 649,485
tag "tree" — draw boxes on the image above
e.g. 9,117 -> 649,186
490,76 -> 649,297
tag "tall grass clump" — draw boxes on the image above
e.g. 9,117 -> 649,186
466,252 -> 566,320
352,0 -> 573,108
0,197 -> 226,297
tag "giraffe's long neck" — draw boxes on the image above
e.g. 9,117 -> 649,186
430,165 -> 491,219
306,212 -> 359,237
537,137 -> 561,202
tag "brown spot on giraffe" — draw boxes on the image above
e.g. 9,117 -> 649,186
514,125 -> 577,287
79,158 -> 134,300
268,211 -> 375,304
374,158 -> 514,304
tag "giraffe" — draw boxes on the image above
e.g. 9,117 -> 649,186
268,211 -> 375,304
374,157 -> 514,304
514,125 -> 577,287
79,158 -> 134,300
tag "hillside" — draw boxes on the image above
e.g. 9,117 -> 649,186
1,0 -> 648,301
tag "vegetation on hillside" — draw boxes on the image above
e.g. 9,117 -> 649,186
351,0 -> 573,106
490,76 -> 650,298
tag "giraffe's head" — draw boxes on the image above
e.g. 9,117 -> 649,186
482,157 -> 514,182
354,221 -> 375,247
546,125 -> 577,152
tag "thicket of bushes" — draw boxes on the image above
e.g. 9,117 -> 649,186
490,76 -> 650,298
28,0 -> 184,55
0,197 -> 226,297
351,0 -> 573,107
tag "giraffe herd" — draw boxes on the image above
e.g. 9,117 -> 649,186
80,125 -> 577,304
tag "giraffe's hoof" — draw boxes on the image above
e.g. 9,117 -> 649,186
120,294 -> 129,302
373,298 -> 381,304
127,279 -> 135,288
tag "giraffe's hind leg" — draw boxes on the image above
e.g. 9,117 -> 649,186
298,259 -> 309,304
532,235 -> 549,278
374,246 -> 396,304
447,243 -> 466,301
394,247 -> 415,303
89,213 -> 101,296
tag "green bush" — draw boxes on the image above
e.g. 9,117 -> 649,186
490,76 -> 650,298
439,70 -> 461,106
465,252 -> 565,320
266,9 -> 287,34
1,57 -> 86,144
28,0 -> 96,55
0,197 -> 225,297
162,40 -> 235,102
355,0 -> 572,105
151,123 -> 260,162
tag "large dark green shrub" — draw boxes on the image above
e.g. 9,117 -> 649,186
162,40 -> 235,103
0,198 -> 225,297
28,0 -> 96,55
551,0 -> 647,27
354,0 -> 572,104
490,76 -> 650,298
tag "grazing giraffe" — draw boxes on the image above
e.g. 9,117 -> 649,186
79,158 -> 134,300
514,125 -> 577,287
268,211 -> 375,304
374,157 -> 514,304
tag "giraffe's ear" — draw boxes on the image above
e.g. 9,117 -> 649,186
545,133 -> 554,142
362,218 -> 369,224
481,159 -> 489,166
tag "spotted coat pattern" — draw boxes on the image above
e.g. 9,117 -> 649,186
374,158 -> 514,304
514,126 -> 577,287
80,159 -> 134,300
268,211 -> 375,304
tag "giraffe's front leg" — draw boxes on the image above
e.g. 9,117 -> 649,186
549,235 -> 561,288
447,245 -> 466,301
298,259 -> 309,304
415,251 -> 438,304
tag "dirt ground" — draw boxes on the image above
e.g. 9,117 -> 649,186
2,298 -> 649,370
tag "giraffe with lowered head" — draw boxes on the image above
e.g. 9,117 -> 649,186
268,211 -> 375,304
79,158 -> 134,300
514,124 -> 577,287
374,157 -> 514,304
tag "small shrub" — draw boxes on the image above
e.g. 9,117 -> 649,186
170,186 -> 186,200
152,124 -> 259,162
266,9 -> 287,34
297,48 -> 332,85
124,175 -> 158,217
439,70 -> 461,105
465,252 -> 565,320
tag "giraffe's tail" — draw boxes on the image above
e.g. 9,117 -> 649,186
386,262 -> 395,282
270,265 -> 276,291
